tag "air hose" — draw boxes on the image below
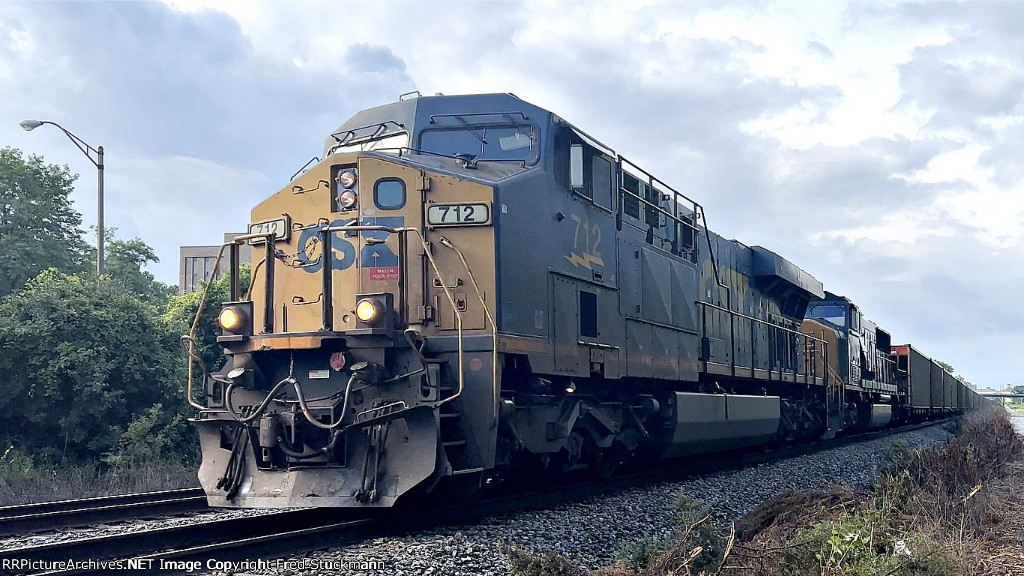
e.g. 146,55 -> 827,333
216,425 -> 249,499
275,430 -> 343,460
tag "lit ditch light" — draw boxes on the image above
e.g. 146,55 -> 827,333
352,293 -> 394,332
218,301 -> 253,338
356,298 -> 383,325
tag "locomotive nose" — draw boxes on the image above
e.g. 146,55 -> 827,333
196,405 -> 441,507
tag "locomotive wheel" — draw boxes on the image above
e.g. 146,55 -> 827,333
587,439 -> 628,480
591,447 -> 623,480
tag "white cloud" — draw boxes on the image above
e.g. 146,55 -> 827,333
3,0 -> 1021,387
810,209 -> 956,245
889,143 -> 1024,247
72,154 -> 271,282
903,143 -> 987,185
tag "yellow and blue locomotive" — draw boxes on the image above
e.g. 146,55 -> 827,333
187,93 -> 975,508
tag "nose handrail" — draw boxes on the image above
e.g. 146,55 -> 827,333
319,223 -> 467,407
187,224 -> 481,413
437,235 -> 500,423
184,232 -> 278,410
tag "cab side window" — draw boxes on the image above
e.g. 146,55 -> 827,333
591,155 -> 613,210
622,173 -> 641,219
567,140 -> 615,212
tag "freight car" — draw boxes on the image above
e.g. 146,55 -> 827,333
891,344 -> 976,416
184,93 -> 981,508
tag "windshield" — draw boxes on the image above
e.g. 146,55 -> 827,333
807,304 -> 846,328
418,124 -> 538,163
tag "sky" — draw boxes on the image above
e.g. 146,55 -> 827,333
1,0 -> 1021,388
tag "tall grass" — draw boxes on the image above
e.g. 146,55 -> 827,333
728,407 -> 1024,576
879,408 -> 1023,533
0,447 -> 197,506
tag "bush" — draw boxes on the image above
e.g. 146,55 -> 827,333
658,496 -> 726,575
734,484 -> 864,543
725,408 -> 1024,575
103,404 -> 197,469
507,546 -> 586,576
880,408 -> 1023,533
597,497 -> 725,576
615,538 -> 673,573
0,446 -> 43,500
0,270 -> 185,463
503,410 -> 1022,576
774,511 -> 954,576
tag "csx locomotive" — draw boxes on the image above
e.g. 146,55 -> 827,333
186,93 -> 982,508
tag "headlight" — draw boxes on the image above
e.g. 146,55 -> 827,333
336,169 -> 357,189
219,306 -> 245,331
355,298 -> 382,324
338,189 -> 358,211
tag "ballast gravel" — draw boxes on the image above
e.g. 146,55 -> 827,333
204,424 -> 953,576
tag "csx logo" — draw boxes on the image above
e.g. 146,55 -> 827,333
297,216 -> 403,272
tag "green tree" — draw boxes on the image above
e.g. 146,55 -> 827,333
0,270 -> 185,463
0,147 -> 89,297
104,235 -> 176,307
1013,385 -> 1024,406
936,360 -> 955,374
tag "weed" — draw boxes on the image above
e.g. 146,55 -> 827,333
0,446 -> 197,506
735,484 -> 864,543
596,496 -> 726,575
879,408 -> 1023,534
506,545 -> 587,576
727,408 -> 1023,575
615,538 -> 672,572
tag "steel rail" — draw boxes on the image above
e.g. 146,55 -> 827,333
0,488 -> 207,537
1,508 -> 358,575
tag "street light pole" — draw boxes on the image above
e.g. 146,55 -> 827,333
19,120 -> 105,275
97,145 -> 104,275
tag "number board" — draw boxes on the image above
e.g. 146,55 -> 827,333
248,216 -> 291,244
426,202 -> 491,227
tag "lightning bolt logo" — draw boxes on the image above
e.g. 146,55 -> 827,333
566,252 -> 605,270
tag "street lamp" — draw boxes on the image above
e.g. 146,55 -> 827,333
19,119 -> 105,275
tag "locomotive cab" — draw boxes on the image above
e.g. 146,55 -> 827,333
803,293 -> 901,430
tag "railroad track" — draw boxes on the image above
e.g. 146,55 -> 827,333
0,488 -> 208,537
0,419 -> 952,576
2,479 -> 618,576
